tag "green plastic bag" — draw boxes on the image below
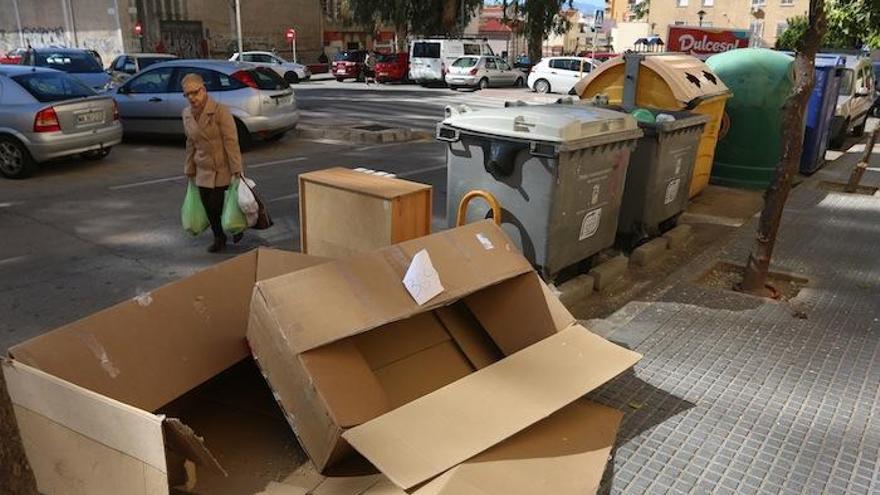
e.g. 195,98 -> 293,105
221,178 -> 248,235
181,181 -> 209,236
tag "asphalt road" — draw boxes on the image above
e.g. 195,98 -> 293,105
0,80 -> 550,351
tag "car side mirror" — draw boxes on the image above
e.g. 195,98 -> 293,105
117,85 -> 129,94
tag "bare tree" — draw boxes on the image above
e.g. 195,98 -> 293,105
739,0 -> 827,296
844,127 -> 879,193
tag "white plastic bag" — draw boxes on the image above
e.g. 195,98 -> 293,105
237,175 -> 259,227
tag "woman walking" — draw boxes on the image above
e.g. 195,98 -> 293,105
182,72 -> 244,253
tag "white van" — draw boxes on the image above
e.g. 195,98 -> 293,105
409,38 -> 494,85
819,53 -> 876,148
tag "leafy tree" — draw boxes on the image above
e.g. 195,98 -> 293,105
632,0 -> 649,21
347,0 -> 482,37
502,0 -> 574,63
776,1 -> 880,50
774,15 -> 808,50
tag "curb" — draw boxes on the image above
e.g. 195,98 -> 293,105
297,125 -> 433,144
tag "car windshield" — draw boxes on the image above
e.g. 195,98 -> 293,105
34,51 -> 103,73
335,51 -> 362,62
12,72 -> 95,102
138,57 -> 173,70
376,53 -> 397,63
452,57 -> 478,68
412,42 -> 441,58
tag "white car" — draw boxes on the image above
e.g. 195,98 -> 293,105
445,56 -> 524,90
817,53 -> 876,148
409,38 -> 494,85
229,51 -> 310,84
527,57 -> 596,95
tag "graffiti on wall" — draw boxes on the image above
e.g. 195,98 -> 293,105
0,25 -> 123,68
160,21 -> 204,58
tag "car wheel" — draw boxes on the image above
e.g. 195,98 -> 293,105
335,77 -> 345,83
80,148 -> 112,160
449,85 -> 458,91
284,71 -> 300,84
0,135 -> 36,179
266,131 -> 285,142
514,77 -> 524,88
235,120 -> 253,150
851,118 -> 865,137
534,79 -> 550,93
478,78 -> 489,90
830,118 -> 849,149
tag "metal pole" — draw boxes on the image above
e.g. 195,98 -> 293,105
235,0 -> 243,55
12,0 -> 24,47
292,35 -> 297,62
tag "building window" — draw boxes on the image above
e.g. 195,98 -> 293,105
674,20 -> 686,25
776,22 -> 789,37
780,0 -> 794,5
751,0 -> 766,6
750,19 -> 764,37
702,0 -> 714,6
677,0 -> 688,6
702,21 -> 713,26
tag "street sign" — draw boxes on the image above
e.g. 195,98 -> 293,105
134,22 -> 142,36
286,28 -> 296,41
594,9 -> 604,29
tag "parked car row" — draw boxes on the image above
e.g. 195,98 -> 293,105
0,59 -> 299,179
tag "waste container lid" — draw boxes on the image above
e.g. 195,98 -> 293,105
440,103 -> 639,144
575,53 -> 730,104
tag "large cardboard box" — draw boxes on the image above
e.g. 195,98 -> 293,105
2,248 -> 328,495
299,167 -> 433,258
247,221 -> 642,490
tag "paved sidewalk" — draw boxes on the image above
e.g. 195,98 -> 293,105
590,143 -> 880,494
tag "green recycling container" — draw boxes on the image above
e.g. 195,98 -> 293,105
706,48 -> 795,189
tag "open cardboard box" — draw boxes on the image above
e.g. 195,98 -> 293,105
2,248 -> 329,495
247,221 -> 642,491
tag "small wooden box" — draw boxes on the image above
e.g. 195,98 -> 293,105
299,167 -> 433,258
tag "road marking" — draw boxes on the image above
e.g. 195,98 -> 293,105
109,157 -> 307,190
267,163 -> 447,204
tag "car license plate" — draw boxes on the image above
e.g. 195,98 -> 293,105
76,111 -> 104,125
336,69 -> 346,75
379,72 -> 388,76
275,95 -> 291,106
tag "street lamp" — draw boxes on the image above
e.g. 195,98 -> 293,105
697,10 -> 707,26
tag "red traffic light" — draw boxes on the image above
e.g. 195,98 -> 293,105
134,22 -> 142,35
285,28 -> 296,40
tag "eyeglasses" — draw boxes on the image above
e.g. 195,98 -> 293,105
183,87 -> 204,98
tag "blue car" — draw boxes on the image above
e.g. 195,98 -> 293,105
873,61 -> 880,117
20,48 -> 112,92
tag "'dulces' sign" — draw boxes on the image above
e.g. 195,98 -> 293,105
666,26 -> 750,59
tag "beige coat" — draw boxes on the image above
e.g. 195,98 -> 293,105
183,97 -> 243,188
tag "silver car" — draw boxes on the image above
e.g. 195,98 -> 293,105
113,60 -> 298,145
0,65 -> 122,179
445,55 -> 525,90
229,51 -> 311,84
107,53 -> 179,85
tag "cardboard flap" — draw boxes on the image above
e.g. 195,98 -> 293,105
8,249 -> 325,412
411,400 -> 622,495
254,221 -> 532,354
163,418 -> 228,477
256,247 -> 330,282
342,326 -> 641,489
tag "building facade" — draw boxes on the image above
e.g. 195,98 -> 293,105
615,0 -> 808,47
0,0 -> 323,66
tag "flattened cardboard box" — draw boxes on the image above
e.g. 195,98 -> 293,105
247,220 -> 642,489
3,248 -> 328,495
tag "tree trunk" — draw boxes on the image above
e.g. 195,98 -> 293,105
442,0 -> 460,34
739,0 -> 826,296
844,127 -> 879,193
526,9 -> 545,64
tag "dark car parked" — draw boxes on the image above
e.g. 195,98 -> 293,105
20,48 -> 111,91
332,50 -> 366,82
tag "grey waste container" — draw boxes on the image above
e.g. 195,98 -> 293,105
437,102 -> 643,279
616,108 -> 709,244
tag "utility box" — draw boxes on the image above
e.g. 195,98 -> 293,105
438,102 -> 642,279
299,167 -> 432,258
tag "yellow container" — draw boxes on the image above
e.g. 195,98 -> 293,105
575,53 -> 731,197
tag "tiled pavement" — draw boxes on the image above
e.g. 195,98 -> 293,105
590,147 -> 880,494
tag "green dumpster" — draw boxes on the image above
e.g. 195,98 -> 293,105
706,48 -> 795,189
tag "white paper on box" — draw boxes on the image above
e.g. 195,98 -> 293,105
403,249 -> 444,305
